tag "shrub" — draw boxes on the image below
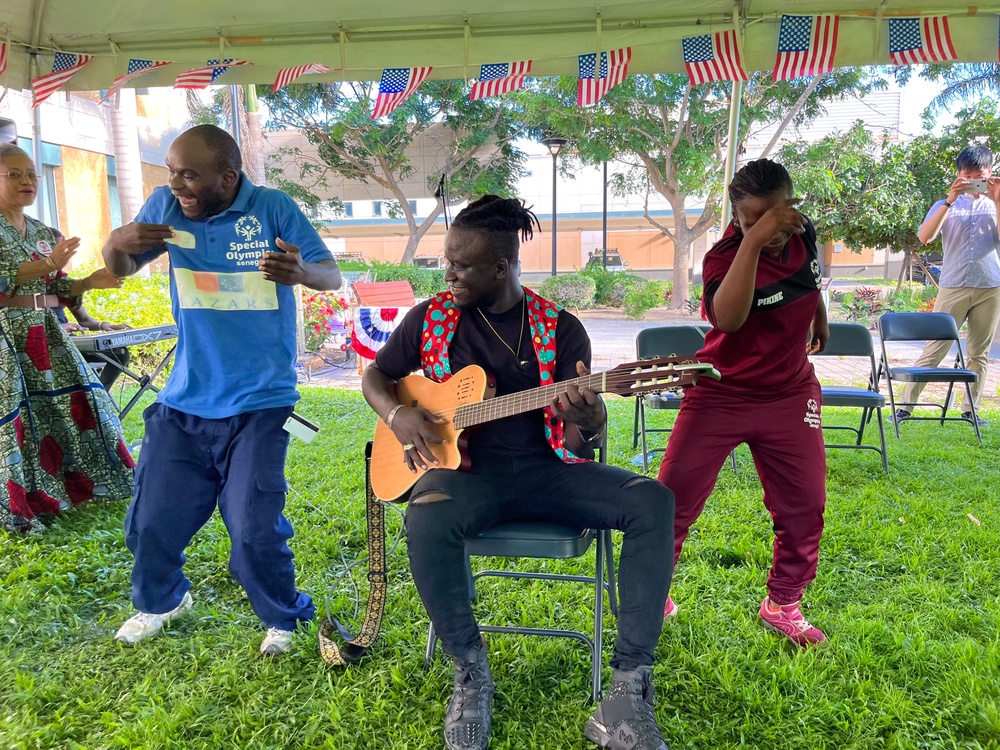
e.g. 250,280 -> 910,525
685,283 -> 704,315
367,260 -> 446,298
302,290 -> 350,352
840,286 -> 884,324
538,273 -> 596,310
623,278 -> 668,319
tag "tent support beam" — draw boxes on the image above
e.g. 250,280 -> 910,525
719,78 -> 743,227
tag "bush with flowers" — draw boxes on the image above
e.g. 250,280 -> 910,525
302,290 -> 350,352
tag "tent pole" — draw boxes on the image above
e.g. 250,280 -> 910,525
229,84 -> 242,148
719,79 -> 743,227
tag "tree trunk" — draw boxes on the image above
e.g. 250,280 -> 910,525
109,88 -> 145,226
243,85 -> 266,185
895,245 -> 912,291
672,235 -> 691,309
399,202 -> 444,264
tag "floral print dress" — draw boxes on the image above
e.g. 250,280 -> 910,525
0,215 -> 134,532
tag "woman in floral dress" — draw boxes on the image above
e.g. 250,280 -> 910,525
0,143 -> 135,532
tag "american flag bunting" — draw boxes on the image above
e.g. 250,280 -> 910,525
772,15 -> 840,81
371,66 -> 432,119
32,52 -> 94,107
577,48 -> 630,107
0,43 -> 7,78
272,63 -> 335,93
101,59 -> 172,103
174,59 -> 249,90
888,17 -> 957,65
682,30 -> 747,86
469,60 -> 532,101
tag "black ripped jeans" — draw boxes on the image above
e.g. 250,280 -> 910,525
405,454 -> 675,670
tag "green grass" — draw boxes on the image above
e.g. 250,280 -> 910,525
2,391 -> 999,749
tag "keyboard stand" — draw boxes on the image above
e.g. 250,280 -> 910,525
91,344 -> 177,421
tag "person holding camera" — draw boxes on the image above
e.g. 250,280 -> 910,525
893,145 -> 1000,428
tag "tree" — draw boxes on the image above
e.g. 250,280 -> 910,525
520,69 -> 876,307
779,99 -> 1000,289
259,80 -> 526,263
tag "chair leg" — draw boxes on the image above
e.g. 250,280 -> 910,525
603,529 -> 618,617
632,398 -> 640,450
884,371 -> 901,439
425,622 -> 438,668
942,383 -> 955,424
593,531 -> 606,703
729,449 -> 738,474
875,407 -> 889,474
856,407 -> 869,446
965,383 -> 983,444
639,399 -> 650,472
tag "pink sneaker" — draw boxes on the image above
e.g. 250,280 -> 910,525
758,597 -> 826,646
663,595 -> 678,619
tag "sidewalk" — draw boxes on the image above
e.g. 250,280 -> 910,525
303,307 -> 1000,404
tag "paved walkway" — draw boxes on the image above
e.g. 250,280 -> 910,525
302,307 -> 1000,405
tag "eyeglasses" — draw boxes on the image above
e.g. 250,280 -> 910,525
0,171 -> 40,181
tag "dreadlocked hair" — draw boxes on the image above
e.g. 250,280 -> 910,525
728,158 -> 793,206
451,195 -> 541,262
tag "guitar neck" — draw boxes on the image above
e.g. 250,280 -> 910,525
453,373 -> 606,430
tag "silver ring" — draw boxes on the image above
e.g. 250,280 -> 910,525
402,443 -> 415,451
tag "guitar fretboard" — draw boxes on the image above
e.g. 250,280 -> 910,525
453,373 -> 606,430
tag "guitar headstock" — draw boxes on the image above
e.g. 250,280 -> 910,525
602,356 -> 721,397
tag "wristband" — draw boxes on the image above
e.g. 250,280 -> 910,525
385,404 -> 404,429
944,200 -> 953,208
43,257 -> 56,271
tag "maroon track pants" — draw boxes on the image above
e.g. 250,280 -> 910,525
657,379 -> 827,605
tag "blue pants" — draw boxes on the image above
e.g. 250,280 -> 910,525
125,403 -> 314,631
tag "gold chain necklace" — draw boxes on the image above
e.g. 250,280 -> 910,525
477,296 -> 529,366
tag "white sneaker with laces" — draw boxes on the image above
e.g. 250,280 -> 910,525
260,627 -> 294,656
114,591 -> 193,644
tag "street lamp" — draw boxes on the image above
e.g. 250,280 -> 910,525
541,137 -> 568,277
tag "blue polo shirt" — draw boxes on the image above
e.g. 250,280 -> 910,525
132,176 -> 333,419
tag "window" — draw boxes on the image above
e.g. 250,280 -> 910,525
343,202 -> 353,218
372,201 -> 383,217
108,176 -> 123,229
408,199 -> 417,214
40,165 -> 59,229
833,243 -> 844,254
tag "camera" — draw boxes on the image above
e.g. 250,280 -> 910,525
966,178 -> 989,194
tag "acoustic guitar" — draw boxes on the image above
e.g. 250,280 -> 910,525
370,357 -> 720,501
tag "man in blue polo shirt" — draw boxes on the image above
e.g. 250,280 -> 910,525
103,124 -> 341,656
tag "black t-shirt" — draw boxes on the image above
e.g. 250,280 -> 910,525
373,295 -> 592,460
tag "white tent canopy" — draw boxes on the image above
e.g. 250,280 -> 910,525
3,1 -> 999,91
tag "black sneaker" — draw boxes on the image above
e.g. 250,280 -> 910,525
891,409 -> 912,425
584,666 -> 668,750
444,643 -> 494,750
962,412 -> 989,428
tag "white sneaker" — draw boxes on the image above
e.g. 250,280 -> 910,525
260,627 -> 294,656
114,591 -> 193,644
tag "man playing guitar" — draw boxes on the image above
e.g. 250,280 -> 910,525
362,195 -> 674,750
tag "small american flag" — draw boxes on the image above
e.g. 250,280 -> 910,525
469,60 -> 532,101
772,15 -> 840,81
272,63 -> 334,93
101,59 -> 171,104
888,17 -> 956,66
371,66 -> 432,119
577,48 -> 630,107
174,59 -> 248,90
0,43 -> 7,78
682,30 -> 747,86
32,52 -> 94,107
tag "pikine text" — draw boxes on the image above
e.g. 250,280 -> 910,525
227,239 -> 270,266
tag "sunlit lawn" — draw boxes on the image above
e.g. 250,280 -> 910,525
1,389 -> 998,749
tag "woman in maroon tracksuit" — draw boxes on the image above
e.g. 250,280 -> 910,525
658,159 -> 829,646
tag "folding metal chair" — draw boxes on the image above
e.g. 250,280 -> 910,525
813,322 -> 889,472
876,312 -> 981,443
424,442 -> 618,702
632,325 -> 736,473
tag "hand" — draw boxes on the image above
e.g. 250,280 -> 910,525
745,198 -> 805,250
549,361 -> 605,434
390,406 -> 447,473
85,267 -> 125,291
947,176 -> 969,204
109,222 -> 174,255
988,177 -> 1000,203
50,236 -> 81,269
259,238 -> 310,286
85,320 -> 129,332
807,316 -> 829,355
61,322 -> 84,333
